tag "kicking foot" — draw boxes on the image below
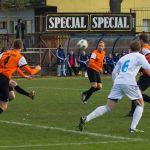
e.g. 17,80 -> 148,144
81,92 -> 90,104
129,128 -> 144,133
28,90 -> 35,100
81,92 -> 87,104
78,116 -> 86,131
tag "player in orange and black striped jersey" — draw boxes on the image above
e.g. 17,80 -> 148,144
81,41 -> 105,104
0,39 -> 41,113
127,33 -> 150,116
0,48 -> 35,101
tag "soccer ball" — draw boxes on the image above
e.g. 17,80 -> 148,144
77,39 -> 88,50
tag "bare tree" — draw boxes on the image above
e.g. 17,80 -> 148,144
109,0 -> 123,13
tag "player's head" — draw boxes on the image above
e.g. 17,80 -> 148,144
17,19 -> 22,24
59,45 -> 63,49
97,41 -> 105,51
139,33 -> 149,45
13,39 -> 23,51
130,40 -> 141,52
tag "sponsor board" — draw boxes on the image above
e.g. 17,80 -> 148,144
46,13 -> 136,33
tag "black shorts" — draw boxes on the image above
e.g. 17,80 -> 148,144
137,74 -> 150,91
0,74 -> 9,102
87,68 -> 101,83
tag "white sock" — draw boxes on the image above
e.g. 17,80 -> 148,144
130,105 -> 144,130
86,105 -> 110,122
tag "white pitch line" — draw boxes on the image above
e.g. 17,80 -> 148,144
0,120 -> 146,142
0,141 -> 131,148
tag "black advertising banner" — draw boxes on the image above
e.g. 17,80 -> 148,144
46,13 -> 136,33
90,13 -> 135,32
46,14 -> 89,31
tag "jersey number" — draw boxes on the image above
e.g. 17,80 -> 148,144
2,56 -> 11,67
121,60 -> 130,72
4,56 -> 10,66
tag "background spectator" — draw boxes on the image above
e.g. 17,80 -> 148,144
78,50 -> 89,77
104,53 -> 114,74
112,52 -> 120,66
120,50 -> 126,57
15,19 -> 26,50
15,19 -> 25,39
56,45 -> 66,77
67,50 -> 78,76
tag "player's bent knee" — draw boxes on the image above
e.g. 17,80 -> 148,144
9,94 -> 15,100
97,85 -> 102,89
135,99 -> 144,106
92,84 -> 97,88
97,83 -> 102,89
9,80 -> 18,88
107,99 -> 117,111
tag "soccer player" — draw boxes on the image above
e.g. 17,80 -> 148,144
0,39 -> 41,113
127,33 -> 150,116
78,40 -> 150,133
81,41 -> 105,104
1,47 -> 35,101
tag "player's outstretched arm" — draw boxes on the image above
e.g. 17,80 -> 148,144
18,56 -> 41,75
16,68 -> 32,80
21,65 -> 41,75
16,68 -> 26,78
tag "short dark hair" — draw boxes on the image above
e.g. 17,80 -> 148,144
139,33 -> 149,43
98,41 -> 105,45
130,40 -> 141,52
13,39 -> 23,50
17,19 -> 22,23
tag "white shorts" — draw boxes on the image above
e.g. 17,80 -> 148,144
108,84 -> 142,101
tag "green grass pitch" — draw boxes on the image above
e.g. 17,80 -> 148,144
0,76 -> 150,150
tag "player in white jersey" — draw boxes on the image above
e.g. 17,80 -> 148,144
78,40 -> 150,133
127,33 -> 150,116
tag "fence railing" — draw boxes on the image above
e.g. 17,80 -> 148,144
22,48 -> 57,66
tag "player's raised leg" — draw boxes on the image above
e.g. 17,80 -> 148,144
78,99 -> 115,131
9,79 -> 35,100
81,68 -> 102,104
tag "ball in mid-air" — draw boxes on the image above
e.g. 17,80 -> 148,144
77,39 -> 88,50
